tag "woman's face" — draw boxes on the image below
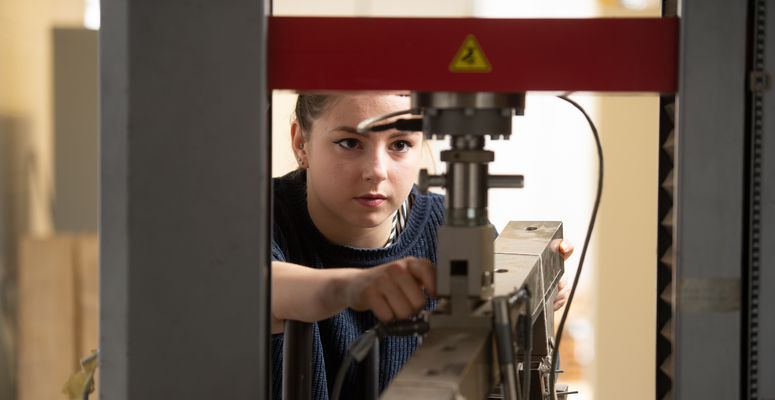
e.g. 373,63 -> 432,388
296,95 -> 423,236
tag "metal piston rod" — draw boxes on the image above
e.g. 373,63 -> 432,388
381,92 -> 566,400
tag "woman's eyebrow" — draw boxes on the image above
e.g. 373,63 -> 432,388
331,125 -> 367,137
388,131 -> 416,139
331,126 -> 419,139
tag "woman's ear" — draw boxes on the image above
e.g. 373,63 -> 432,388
290,120 -> 308,168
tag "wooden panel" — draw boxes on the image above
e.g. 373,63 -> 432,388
75,235 -> 99,359
18,235 -> 77,400
76,234 -> 99,397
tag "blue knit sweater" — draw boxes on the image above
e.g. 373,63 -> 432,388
271,170 -> 445,400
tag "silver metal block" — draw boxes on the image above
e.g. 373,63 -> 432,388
380,328 -> 495,400
437,225 -> 495,299
493,221 -> 563,359
494,221 -> 564,322
385,222 -> 564,400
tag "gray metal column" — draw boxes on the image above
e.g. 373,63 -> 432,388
100,0 -> 271,399
53,28 -> 99,232
673,1 -> 748,399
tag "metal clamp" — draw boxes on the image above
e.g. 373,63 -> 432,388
418,169 -> 446,193
440,150 -> 495,163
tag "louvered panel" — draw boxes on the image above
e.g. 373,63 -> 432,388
660,245 -> 674,268
663,129 -> 675,161
661,169 -> 674,198
656,90 -> 676,400
661,208 -> 674,231
660,282 -> 673,306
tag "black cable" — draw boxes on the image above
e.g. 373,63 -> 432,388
330,320 -> 430,400
513,289 -> 531,400
367,119 -> 423,133
331,352 -> 355,400
369,122 -> 396,132
332,330 -> 378,400
549,96 -> 604,400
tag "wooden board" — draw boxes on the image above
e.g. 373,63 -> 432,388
18,235 -> 77,400
76,234 -> 99,398
76,235 -> 99,360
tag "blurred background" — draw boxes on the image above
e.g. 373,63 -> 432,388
0,0 -> 659,399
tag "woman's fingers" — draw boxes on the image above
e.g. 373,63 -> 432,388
375,272 -> 414,321
407,258 -> 438,300
389,262 -> 429,312
351,257 -> 438,322
559,239 -> 575,261
553,274 -> 570,311
364,289 -> 394,322
550,240 -> 573,311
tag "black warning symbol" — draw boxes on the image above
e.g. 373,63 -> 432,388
449,35 -> 492,72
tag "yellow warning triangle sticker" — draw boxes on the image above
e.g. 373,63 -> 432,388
449,34 -> 492,73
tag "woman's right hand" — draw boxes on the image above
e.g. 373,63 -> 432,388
271,257 -> 437,333
341,256 -> 437,323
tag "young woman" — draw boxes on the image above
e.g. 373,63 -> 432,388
270,94 -> 572,400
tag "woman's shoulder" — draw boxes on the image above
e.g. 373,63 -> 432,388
411,186 -> 445,211
272,170 -> 309,229
273,169 -> 304,194
273,170 -> 307,209
407,186 -> 445,232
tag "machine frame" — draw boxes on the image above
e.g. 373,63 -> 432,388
99,1 -> 773,399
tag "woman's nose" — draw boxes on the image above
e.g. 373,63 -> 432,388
363,150 -> 388,182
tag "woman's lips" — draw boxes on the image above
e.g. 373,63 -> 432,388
354,196 -> 386,208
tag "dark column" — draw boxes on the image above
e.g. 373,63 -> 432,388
673,0 -> 747,399
100,1 -> 271,399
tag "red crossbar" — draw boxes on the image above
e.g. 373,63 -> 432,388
268,17 -> 678,93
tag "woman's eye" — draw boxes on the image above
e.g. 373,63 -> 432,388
391,140 -> 413,152
334,138 -> 360,149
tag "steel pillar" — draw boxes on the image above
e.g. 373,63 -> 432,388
673,1 -> 748,399
100,1 -> 271,399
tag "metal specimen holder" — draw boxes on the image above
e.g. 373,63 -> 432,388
379,92 -> 567,400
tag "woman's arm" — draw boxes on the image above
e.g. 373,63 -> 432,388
271,261 -> 353,334
271,257 -> 437,334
